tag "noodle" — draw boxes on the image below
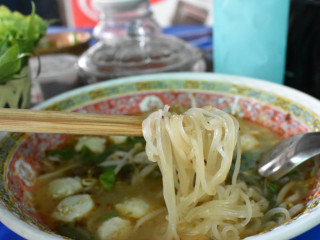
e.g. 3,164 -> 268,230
142,106 -> 266,240
134,208 -> 167,231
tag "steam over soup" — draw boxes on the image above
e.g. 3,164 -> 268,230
32,107 -> 317,240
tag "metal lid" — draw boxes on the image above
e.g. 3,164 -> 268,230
92,0 -> 146,13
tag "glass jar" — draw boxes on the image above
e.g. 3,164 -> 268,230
78,0 -> 206,83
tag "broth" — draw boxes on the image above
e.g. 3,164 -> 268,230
32,119 -> 316,240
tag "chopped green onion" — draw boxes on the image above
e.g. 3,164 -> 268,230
267,182 -> 279,193
99,168 -> 116,191
45,149 -> 76,160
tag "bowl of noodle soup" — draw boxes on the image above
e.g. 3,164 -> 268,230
0,72 -> 320,240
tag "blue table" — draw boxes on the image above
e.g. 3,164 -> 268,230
1,221 -> 320,240
0,25 -> 319,240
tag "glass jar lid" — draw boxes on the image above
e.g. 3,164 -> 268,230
78,34 -> 204,81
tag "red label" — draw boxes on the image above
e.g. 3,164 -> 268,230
150,0 -> 165,3
70,0 -> 99,27
68,0 -> 164,27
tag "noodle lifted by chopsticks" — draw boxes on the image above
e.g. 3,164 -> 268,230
142,106 -> 265,240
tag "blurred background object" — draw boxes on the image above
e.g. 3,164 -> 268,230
213,0 -> 290,85
0,0 -> 64,25
59,0 -> 98,27
171,1 -> 208,25
77,0 -> 206,83
29,54 -> 79,100
0,3 -> 48,108
59,0 -> 213,28
284,0 -> 320,100
36,31 -> 92,55
2,0 -> 320,99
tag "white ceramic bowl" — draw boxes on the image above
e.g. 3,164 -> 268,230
1,73 -> 320,240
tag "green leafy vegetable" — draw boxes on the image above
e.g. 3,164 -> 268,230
230,150 -> 260,177
80,137 -> 145,164
45,136 -> 146,165
80,146 -> 96,162
118,165 -> 134,180
79,145 -> 115,164
241,151 -> 261,163
56,224 -> 92,240
265,180 -> 280,207
267,181 -> 279,193
266,196 -> 275,205
0,3 -> 48,83
0,44 -> 25,83
100,211 -> 118,222
99,168 -> 116,191
45,149 -> 76,160
125,136 -> 145,145
272,212 -> 283,222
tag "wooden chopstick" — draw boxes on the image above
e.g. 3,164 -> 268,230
0,108 -> 144,124
0,108 -> 144,136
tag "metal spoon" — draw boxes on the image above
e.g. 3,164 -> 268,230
258,132 -> 320,181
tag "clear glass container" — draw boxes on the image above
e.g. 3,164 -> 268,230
78,0 -> 206,83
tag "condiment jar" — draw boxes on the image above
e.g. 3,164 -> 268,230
78,0 -> 206,83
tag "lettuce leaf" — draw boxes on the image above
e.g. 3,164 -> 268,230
0,3 -> 48,83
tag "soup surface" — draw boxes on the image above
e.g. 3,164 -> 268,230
32,118 -> 317,240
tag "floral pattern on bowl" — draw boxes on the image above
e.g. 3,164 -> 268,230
1,73 -> 320,240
